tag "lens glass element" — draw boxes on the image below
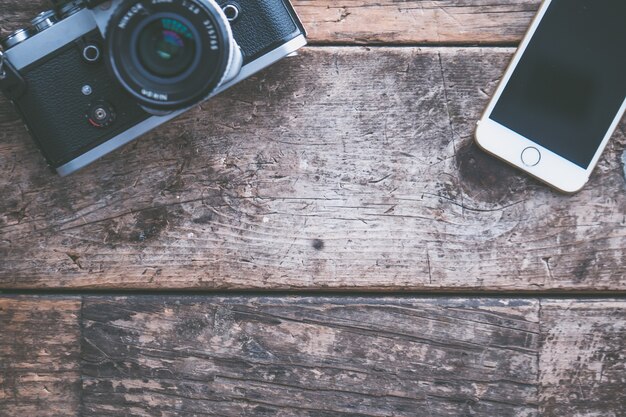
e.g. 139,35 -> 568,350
138,18 -> 196,78
107,0 -> 233,111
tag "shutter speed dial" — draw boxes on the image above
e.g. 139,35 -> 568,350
86,101 -> 116,128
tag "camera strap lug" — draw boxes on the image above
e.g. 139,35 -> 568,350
0,52 -> 26,100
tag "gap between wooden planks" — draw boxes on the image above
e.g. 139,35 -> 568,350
1,296 -> 624,417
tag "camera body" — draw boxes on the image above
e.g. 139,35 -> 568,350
0,0 -> 306,175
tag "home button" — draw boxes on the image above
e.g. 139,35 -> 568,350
521,147 -> 541,167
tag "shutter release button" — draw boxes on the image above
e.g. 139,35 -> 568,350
521,147 -> 541,167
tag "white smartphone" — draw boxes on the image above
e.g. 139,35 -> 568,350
475,0 -> 626,193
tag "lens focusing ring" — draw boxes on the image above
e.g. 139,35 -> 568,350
106,0 -> 235,111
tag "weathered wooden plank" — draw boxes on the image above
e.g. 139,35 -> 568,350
293,0 -> 540,45
1,47 -> 625,291
0,0 -> 540,45
81,296 -> 541,417
2,297 -> 624,416
0,297 -> 81,417
539,300 -> 626,417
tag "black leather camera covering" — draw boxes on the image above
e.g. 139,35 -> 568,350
15,33 -> 149,168
220,0 -> 304,63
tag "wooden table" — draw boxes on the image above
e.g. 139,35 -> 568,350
1,1 -> 625,416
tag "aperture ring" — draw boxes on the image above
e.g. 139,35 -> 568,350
106,0 -> 236,111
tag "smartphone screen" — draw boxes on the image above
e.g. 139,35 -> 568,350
490,0 -> 626,169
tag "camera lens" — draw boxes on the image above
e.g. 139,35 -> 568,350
106,0 -> 238,112
137,17 -> 196,78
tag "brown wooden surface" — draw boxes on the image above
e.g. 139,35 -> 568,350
1,296 -> 625,417
0,1 -> 541,45
2,47 -> 625,291
539,300 -> 626,417
0,297 -> 81,417
1,2 -> 625,416
294,0 -> 540,45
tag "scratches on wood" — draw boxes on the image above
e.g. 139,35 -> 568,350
1,48 -> 624,291
0,297 -> 81,417
80,297 -> 540,417
539,299 -> 626,417
621,149 -> 626,187
292,0 -> 541,45
3,297 -> 624,417
1,0 -> 624,415
0,0 -> 541,45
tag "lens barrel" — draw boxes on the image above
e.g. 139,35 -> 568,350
106,0 -> 236,111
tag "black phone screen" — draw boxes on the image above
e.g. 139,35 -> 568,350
490,0 -> 626,168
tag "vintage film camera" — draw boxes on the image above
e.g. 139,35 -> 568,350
0,0 -> 306,175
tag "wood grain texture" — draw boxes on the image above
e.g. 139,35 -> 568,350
0,297 -> 81,417
3,297 -> 625,416
293,0 -> 540,45
0,0 -> 540,45
539,299 -> 626,417
1,47 -> 625,291
2,2 -> 624,415
81,296 -> 541,417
